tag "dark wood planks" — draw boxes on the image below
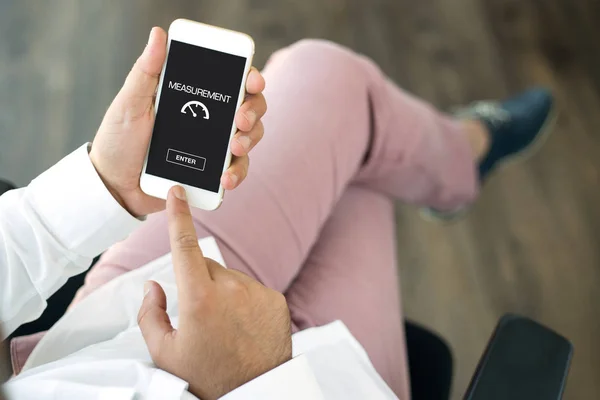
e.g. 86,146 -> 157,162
0,1 -> 598,399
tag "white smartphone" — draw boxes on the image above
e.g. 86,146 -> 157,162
140,19 -> 255,210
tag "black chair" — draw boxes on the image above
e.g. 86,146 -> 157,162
405,321 -> 453,400
0,180 -> 14,197
406,315 -> 572,400
1,179 -> 573,399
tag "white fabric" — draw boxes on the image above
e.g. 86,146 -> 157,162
0,144 -> 398,399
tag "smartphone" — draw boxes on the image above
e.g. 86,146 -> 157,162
140,19 -> 255,210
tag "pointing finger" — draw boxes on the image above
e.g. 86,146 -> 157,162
167,186 -> 212,290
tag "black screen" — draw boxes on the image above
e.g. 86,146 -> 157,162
146,40 -> 247,193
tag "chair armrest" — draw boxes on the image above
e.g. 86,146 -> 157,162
464,314 -> 573,400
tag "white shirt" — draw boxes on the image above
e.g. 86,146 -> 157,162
0,144 -> 398,399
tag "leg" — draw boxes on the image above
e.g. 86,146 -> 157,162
285,185 -> 409,398
77,39 -> 477,297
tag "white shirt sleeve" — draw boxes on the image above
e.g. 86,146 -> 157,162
0,143 -> 143,338
219,356 -> 325,400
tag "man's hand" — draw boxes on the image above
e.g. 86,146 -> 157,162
137,186 -> 292,400
90,27 -> 267,217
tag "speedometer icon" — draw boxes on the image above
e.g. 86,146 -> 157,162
181,100 -> 210,120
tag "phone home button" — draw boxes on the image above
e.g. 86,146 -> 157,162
166,148 -> 206,171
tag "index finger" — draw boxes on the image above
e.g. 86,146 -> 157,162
245,67 -> 265,95
166,186 -> 212,289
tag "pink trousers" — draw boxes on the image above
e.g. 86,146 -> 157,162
19,40 -> 480,398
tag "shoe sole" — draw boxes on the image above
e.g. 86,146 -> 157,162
419,106 -> 558,224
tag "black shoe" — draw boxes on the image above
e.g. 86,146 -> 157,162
422,88 -> 556,222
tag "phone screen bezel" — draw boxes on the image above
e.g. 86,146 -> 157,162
140,19 -> 254,210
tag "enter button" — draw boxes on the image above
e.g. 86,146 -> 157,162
166,149 -> 206,171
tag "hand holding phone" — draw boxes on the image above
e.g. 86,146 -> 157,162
89,23 -> 265,216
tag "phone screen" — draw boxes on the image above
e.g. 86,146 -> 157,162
146,40 -> 247,193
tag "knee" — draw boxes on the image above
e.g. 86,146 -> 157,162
264,39 -> 375,104
277,39 -> 364,71
288,39 -> 348,55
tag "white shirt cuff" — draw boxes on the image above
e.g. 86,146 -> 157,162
25,143 -> 143,258
219,355 -> 325,400
146,370 -> 189,400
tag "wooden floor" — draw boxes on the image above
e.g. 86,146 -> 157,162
1,0 -> 599,398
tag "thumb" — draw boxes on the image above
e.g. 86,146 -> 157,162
138,280 -> 174,364
106,27 -> 167,125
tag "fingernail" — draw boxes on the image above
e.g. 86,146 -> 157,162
228,173 -> 239,188
245,110 -> 257,126
144,281 -> 151,297
236,135 -> 252,151
173,185 -> 187,202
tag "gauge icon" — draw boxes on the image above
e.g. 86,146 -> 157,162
181,100 -> 210,120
